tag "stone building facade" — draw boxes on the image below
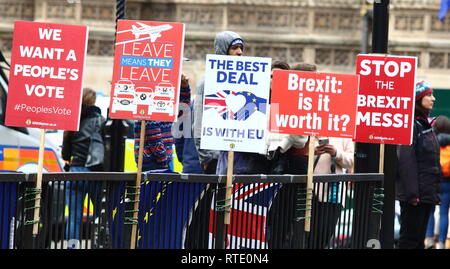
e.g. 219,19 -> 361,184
0,0 -> 449,94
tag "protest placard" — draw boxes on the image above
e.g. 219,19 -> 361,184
109,20 -> 185,122
5,21 -> 88,131
200,54 -> 272,154
355,54 -> 417,145
269,70 -> 359,138
110,20 -> 185,248
269,69 -> 359,232
4,20 -> 88,237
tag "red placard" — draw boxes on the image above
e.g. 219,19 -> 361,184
109,20 -> 185,121
355,54 -> 417,145
269,70 -> 359,138
5,21 -> 88,131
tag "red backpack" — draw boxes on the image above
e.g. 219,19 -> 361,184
441,145 -> 450,178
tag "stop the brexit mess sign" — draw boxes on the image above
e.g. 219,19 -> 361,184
355,54 -> 417,145
109,20 -> 185,122
270,70 -> 359,139
5,21 -> 88,131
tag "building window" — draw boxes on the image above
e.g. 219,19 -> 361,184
390,51 -> 421,68
394,14 -> 424,31
429,52 -> 446,69
315,48 -> 354,67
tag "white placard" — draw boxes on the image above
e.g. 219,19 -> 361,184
200,54 -> 272,153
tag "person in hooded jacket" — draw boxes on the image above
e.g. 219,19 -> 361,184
183,31 -> 244,249
62,87 -> 106,248
209,32 -> 274,175
396,80 -> 440,249
184,31 -> 246,249
193,31 -> 246,174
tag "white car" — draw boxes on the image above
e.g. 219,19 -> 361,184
155,84 -> 175,98
111,93 -> 137,114
135,87 -> 153,106
148,98 -> 174,116
113,80 -> 135,96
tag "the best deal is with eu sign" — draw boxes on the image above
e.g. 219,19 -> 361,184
201,55 -> 271,154
5,21 -> 88,131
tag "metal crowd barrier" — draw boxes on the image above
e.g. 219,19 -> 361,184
0,172 -> 383,249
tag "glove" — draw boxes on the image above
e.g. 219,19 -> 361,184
64,163 -> 71,172
268,147 -> 288,174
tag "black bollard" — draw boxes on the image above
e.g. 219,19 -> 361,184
354,0 -> 394,249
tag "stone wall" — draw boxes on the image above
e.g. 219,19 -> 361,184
0,0 -> 449,94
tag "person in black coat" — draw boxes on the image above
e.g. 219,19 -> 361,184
396,80 -> 440,249
62,88 -> 105,171
62,88 -> 105,248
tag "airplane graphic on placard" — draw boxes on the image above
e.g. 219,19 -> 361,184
115,22 -> 173,45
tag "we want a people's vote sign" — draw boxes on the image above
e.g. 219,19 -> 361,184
355,54 -> 417,145
109,20 -> 185,122
201,55 -> 271,154
270,70 -> 359,139
5,21 -> 88,131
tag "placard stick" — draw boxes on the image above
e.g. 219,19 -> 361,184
32,129 -> 45,236
225,150 -> 234,225
304,136 -> 316,232
130,120 -> 146,249
379,143 -> 385,173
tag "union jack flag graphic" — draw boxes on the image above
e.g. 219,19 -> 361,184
204,90 -> 236,120
208,183 -> 279,249
204,90 -> 267,121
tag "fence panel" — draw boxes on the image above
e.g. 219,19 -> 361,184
0,182 -> 17,249
0,172 -> 383,249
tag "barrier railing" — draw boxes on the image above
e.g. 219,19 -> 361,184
0,172 -> 383,249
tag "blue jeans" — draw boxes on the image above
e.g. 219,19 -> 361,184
426,181 -> 450,242
65,166 -> 92,244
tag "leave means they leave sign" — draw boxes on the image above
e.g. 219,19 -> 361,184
5,21 -> 88,131
355,54 -> 417,145
109,20 -> 185,122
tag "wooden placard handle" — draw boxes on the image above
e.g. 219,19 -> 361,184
224,151 -> 234,225
304,136 -> 316,232
130,120 -> 146,249
32,129 -> 46,235
379,143 -> 385,174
